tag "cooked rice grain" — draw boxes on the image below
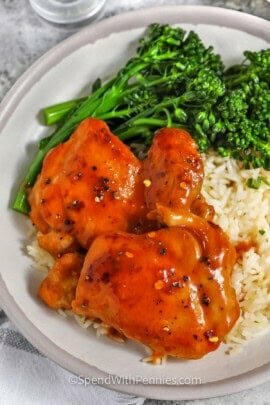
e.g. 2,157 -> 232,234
202,152 -> 270,349
27,239 -> 55,272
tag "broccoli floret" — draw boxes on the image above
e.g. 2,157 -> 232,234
213,49 -> 270,169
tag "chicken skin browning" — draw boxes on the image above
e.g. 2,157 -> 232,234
29,118 -> 147,251
72,219 -> 239,359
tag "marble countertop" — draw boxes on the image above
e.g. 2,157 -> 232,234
1,0 -> 270,404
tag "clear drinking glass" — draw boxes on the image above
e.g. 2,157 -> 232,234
29,0 -> 107,24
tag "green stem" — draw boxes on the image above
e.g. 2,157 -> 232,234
41,73 -> 183,127
225,67 -> 260,88
117,118 -> 183,140
43,98 -> 86,126
98,107 -> 140,120
114,93 -> 189,134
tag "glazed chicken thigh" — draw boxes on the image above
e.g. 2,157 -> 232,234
29,118 -> 147,251
142,127 -> 203,210
72,218 -> 239,359
142,127 -> 214,220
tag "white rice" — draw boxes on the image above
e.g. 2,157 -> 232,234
27,239 -> 55,272
27,152 -> 270,354
202,152 -> 270,351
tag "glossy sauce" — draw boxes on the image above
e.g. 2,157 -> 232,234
29,118 -> 152,251
235,240 -> 257,259
33,124 -> 240,360
73,222 -> 239,359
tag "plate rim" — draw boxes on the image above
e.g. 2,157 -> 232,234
0,5 -> 270,401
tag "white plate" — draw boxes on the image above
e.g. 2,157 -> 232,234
0,6 -> 269,401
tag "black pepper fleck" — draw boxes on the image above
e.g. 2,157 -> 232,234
68,200 -> 85,210
81,300 -> 89,308
101,272 -> 110,284
44,178 -> 51,185
64,219 -> 75,226
172,281 -> 182,288
202,295 -> 211,306
200,256 -> 211,265
133,222 -> 143,234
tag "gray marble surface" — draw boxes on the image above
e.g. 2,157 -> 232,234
1,0 -> 270,403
